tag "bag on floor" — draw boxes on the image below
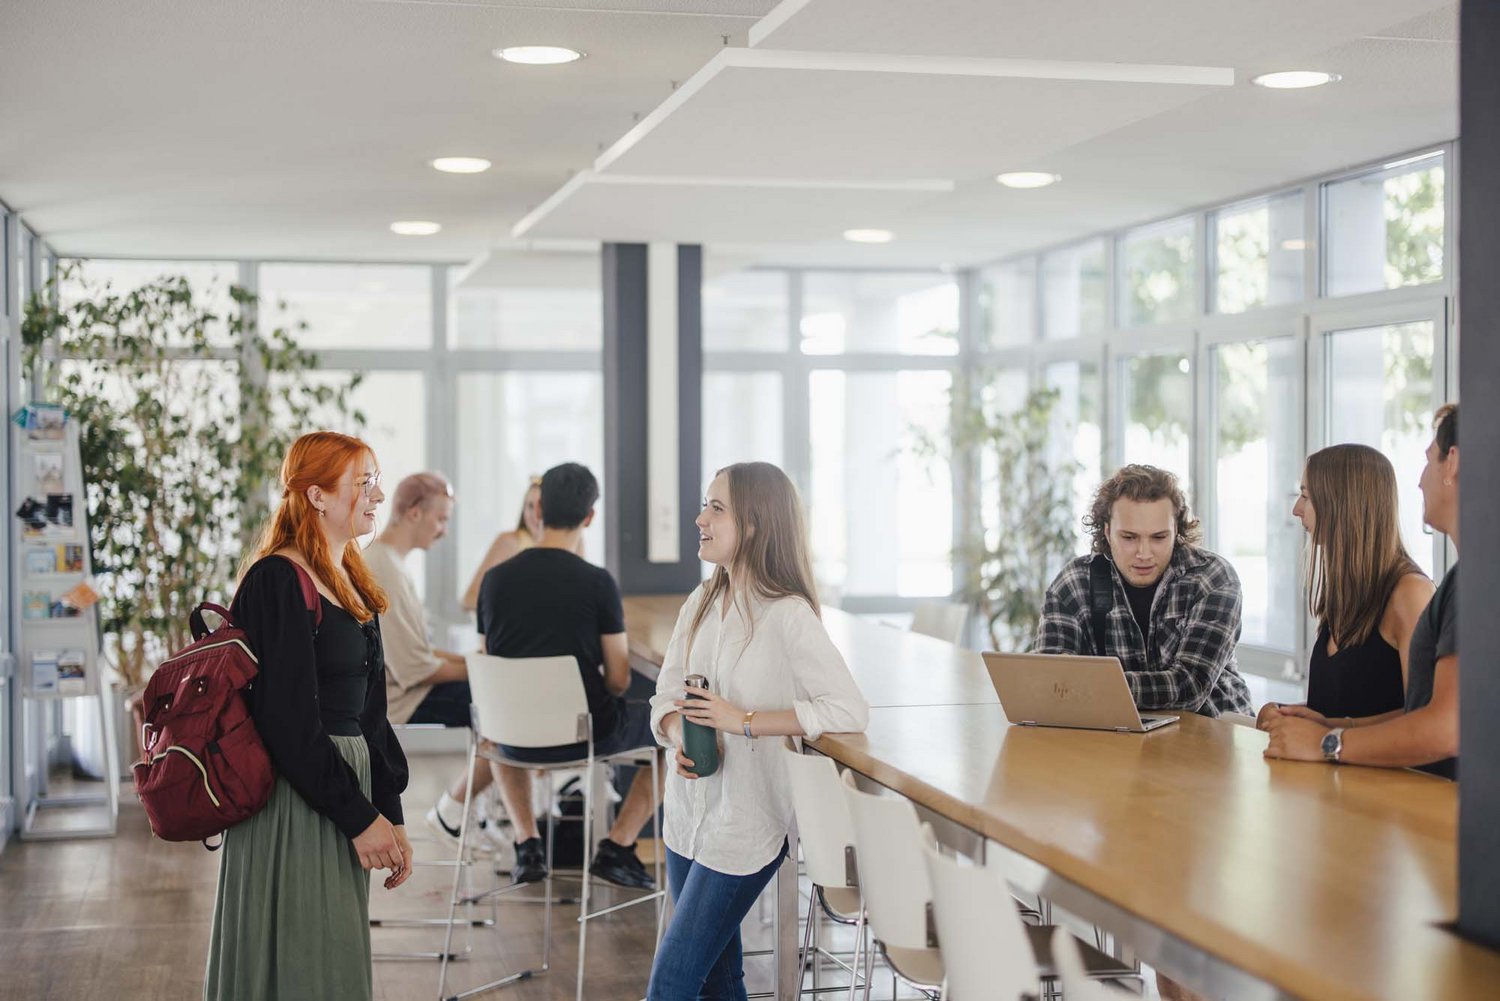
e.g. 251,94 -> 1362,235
132,563 -> 322,849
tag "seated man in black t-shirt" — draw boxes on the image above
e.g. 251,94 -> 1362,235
475,462 -> 662,889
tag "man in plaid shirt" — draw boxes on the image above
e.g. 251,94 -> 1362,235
1035,464 -> 1253,718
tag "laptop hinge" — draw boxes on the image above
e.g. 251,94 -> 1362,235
1114,726 -> 1132,732
1019,720 -> 1038,726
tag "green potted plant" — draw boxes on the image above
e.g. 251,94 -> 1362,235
22,265 -> 364,769
932,381 -> 1083,651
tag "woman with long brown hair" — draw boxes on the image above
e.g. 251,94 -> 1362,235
1266,405 -> 1462,777
646,462 -> 867,1000
204,431 -> 411,1001
1256,443 -> 1434,729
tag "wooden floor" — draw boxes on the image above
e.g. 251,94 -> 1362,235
0,753 -> 805,1001
1,753 -> 1158,1001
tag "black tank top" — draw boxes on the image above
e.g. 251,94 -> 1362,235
1304,620 -> 1405,720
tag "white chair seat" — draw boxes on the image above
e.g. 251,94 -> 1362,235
881,944 -> 944,989
821,886 -> 861,921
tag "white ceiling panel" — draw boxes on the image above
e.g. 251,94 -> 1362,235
591,47 -> 1229,182
752,0 -> 1451,64
512,171 -> 952,243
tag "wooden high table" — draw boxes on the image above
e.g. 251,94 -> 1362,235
622,595 -> 1500,1001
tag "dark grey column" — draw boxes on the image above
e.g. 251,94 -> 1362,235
1459,0 -> 1500,951
601,243 -> 703,594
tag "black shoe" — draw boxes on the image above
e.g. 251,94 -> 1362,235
512,837 -> 548,885
588,839 -> 656,890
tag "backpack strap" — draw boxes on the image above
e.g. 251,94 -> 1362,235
289,560 -> 325,630
1088,554 -> 1114,658
189,602 -> 235,641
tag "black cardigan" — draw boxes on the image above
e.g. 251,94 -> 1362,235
232,555 -> 408,840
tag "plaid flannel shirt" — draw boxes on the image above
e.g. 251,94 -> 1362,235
1034,545 -> 1253,717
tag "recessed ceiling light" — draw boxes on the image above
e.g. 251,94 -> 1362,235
843,228 -> 894,244
390,220 -> 441,236
494,46 -> 583,65
431,157 -> 492,174
996,171 -> 1061,189
1280,238 -> 1307,251
1252,71 -> 1340,90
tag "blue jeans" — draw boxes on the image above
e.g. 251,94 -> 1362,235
646,841 -> 789,1000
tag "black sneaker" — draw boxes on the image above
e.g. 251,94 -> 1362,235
588,839 -> 656,890
512,837 -> 548,885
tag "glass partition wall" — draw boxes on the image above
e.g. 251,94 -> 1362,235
705,143 -> 1454,701
49,143 -> 1454,698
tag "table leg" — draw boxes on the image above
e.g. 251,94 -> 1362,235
773,852 -> 799,999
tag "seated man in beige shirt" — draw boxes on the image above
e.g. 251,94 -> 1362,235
365,472 -> 505,850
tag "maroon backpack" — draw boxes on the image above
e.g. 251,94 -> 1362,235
133,562 -> 322,848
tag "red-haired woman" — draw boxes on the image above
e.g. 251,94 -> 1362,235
204,431 -> 411,1001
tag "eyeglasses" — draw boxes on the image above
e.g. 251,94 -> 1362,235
358,471 -> 383,498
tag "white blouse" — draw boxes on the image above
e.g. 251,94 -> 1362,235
649,585 -> 869,876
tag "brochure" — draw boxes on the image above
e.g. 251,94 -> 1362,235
34,452 -> 66,494
30,651 -> 59,694
56,651 -> 88,696
24,548 -> 57,575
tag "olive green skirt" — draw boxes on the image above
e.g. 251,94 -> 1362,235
204,734 -> 373,1001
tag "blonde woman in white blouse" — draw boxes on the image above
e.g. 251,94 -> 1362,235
647,461 -> 868,1001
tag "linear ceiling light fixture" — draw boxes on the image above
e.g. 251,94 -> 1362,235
843,228 -> 894,244
390,220 -> 442,236
996,171 -> 1061,189
431,157 -> 492,174
1251,70 -> 1340,89
494,46 -> 583,65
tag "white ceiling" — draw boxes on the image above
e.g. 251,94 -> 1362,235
0,0 -> 1457,273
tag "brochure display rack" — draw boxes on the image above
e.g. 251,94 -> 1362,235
9,408 -> 118,839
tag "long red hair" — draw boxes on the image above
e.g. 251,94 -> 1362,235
243,431 -> 388,622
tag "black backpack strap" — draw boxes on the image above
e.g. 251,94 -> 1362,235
1088,555 -> 1114,658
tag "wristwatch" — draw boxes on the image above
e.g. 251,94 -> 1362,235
1321,727 -> 1345,763
742,710 -> 757,739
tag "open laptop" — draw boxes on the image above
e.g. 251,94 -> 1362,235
981,651 -> 1179,733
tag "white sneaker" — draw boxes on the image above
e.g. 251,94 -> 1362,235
425,804 -> 462,845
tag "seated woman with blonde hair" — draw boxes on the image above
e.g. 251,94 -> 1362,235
461,477 -> 584,611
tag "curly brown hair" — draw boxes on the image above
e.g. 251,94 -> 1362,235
1084,464 -> 1201,555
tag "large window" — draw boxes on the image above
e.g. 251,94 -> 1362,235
1119,217 -> 1196,327
453,372 -> 606,598
980,260 -> 1036,348
1213,191 -> 1305,314
702,372 -> 783,474
703,269 -> 789,352
260,263 -> 432,350
448,270 -> 600,351
1118,352 -> 1192,486
801,273 -> 959,355
808,370 -> 953,598
1043,360 -> 1102,555
60,258 -> 239,346
1324,152 -> 1446,298
1325,320 -> 1437,575
1211,339 -> 1301,651
1041,240 -> 1106,340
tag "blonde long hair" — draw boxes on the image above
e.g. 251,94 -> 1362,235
686,462 -> 820,660
1303,443 -> 1422,648
242,431 -> 389,623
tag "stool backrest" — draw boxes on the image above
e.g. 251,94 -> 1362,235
843,772 -> 931,950
464,653 -> 589,748
781,747 -> 857,890
921,828 -> 1035,1000
910,602 -> 968,645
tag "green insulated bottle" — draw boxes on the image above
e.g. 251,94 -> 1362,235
681,674 -> 720,777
